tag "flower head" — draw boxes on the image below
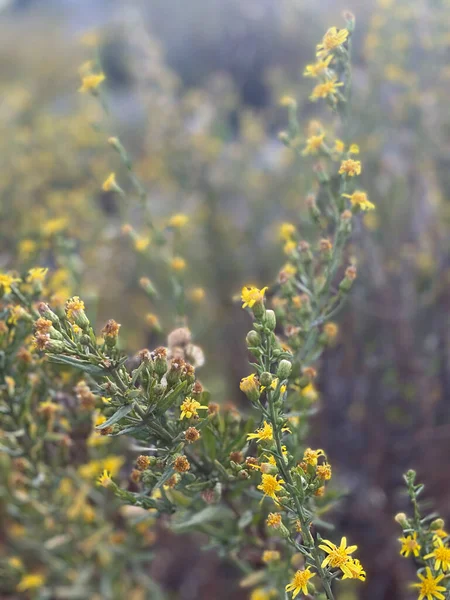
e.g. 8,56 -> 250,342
258,474 -> 284,502
412,567 -> 446,600
97,469 -> 113,488
17,573 -> 46,592
266,512 -> 282,528
302,134 -> 325,156
399,532 -> 421,558
340,558 -> 366,581
247,421 -> 274,443
316,27 -> 349,57
424,537 -> 450,571
285,568 -> 315,598
304,55 -> 333,78
241,286 -> 268,309
310,76 -> 344,102
79,72 -> 105,93
319,537 -> 357,569
179,397 -> 208,420
342,191 -> 375,211
102,172 -> 117,192
27,267 -> 48,283
0,273 -> 20,295
339,159 -> 362,177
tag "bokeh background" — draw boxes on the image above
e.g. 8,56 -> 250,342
2,0 -> 450,598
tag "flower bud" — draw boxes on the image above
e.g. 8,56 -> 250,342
38,303 -> 60,325
277,359 -> 292,379
264,310 -> 276,331
431,518 -> 445,531
260,372 -> 273,388
394,513 -> 409,528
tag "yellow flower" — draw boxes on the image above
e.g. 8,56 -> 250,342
340,558 -> 366,581
19,239 -> 36,258
179,397 -> 208,420
310,76 -> 344,101
42,217 -> 68,237
79,72 -> 105,93
258,474 -> 284,502
168,213 -> 189,228
97,469 -> 113,488
339,159 -> 362,177
17,573 -> 46,592
266,512 -> 282,528
171,256 -> 186,271
412,567 -> 446,600
399,532 -> 421,558
302,134 -> 325,156
135,237 -> 150,252
0,273 -> 20,294
247,421 -> 274,443
27,267 -> 48,283
240,373 -> 261,399
302,448 -> 325,466
250,589 -> 277,600
241,286 -> 268,309
342,191 -> 375,211
424,537 -> 450,571
65,296 -> 85,321
188,287 -> 206,302
349,143 -> 360,154
319,537 -> 357,569
262,550 -> 281,563
303,55 -> 333,77
285,568 -> 315,598
279,222 -> 296,241
102,172 -> 117,192
316,27 -> 349,57
9,556 -> 23,570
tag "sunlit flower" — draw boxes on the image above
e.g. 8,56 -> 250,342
319,537 -> 357,569
285,568 -> 315,598
266,512 -> 282,528
316,27 -> 349,57
179,397 -> 208,420
241,286 -> 268,309
247,421 -> 274,443
304,55 -> 333,77
0,273 -> 20,295
412,567 -> 446,600
258,474 -> 285,502
310,76 -> 344,101
340,558 -> 366,581
399,532 -> 421,558
302,134 -> 325,156
97,469 -> 113,488
342,191 -> 375,211
169,213 -> 189,228
17,574 -> 46,592
339,159 -> 361,177
79,73 -> 105,93
424,537 -> 450,571
102,172 -> 118,192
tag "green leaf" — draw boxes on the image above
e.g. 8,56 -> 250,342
48,355 -> 107,376
96,404 -> 134,429
155,380 -> 187,415
201,426 -> 216,462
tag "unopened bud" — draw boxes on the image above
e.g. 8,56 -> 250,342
264,309 -> 276,331
277,359 -> 292,379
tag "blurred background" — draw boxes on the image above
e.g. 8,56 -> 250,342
2,0 -> 450,598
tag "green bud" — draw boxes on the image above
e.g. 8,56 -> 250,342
264,310 -> 276,331
38,302 -> 60,325
277,359 -> 292,379
260,372 -> 273,388
246,330 -> 261,348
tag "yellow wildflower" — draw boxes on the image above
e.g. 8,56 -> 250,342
17,574 -> 46,592
279,95 -> 296,107
179,397 -> 208,420
266,512 -> 282,528
41,217 -> 68,237
262,550 -> 281,563
79,72 -> 105,93
285,568 -> 315,598
65,296 -> 85,321
240,373 -> 260,398
188,287 -> 206,302
319,537 -> 357,569
339,159 -> 361,177
334,139 -> 345,153
310,76 -> 343,101
341,558 -> 366,581
247,421 -> 274,443
241,286 -> 268,309
302,448 -> 325,466
349,143 -> 360,154
342,190 -> 375,211
171,256 -> 186,271
27,267 -> 48,283
102,172 -> 117,192
424,537 -> 450,571
0,273 -> 20,294
8,556 -> 23,570
412,567 -> 446,600
303,55 -> 333,77
399,532 -> 421,558
168,213 -> 189,228
279,222 -> 296,241
250,588 -> 276,600
302,134 -> 325,156
97,469 -> 113,488
19,239 -> 36,258
258,474 -> 284,502
135,237 -> 150,252
316,27 -> 349,57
